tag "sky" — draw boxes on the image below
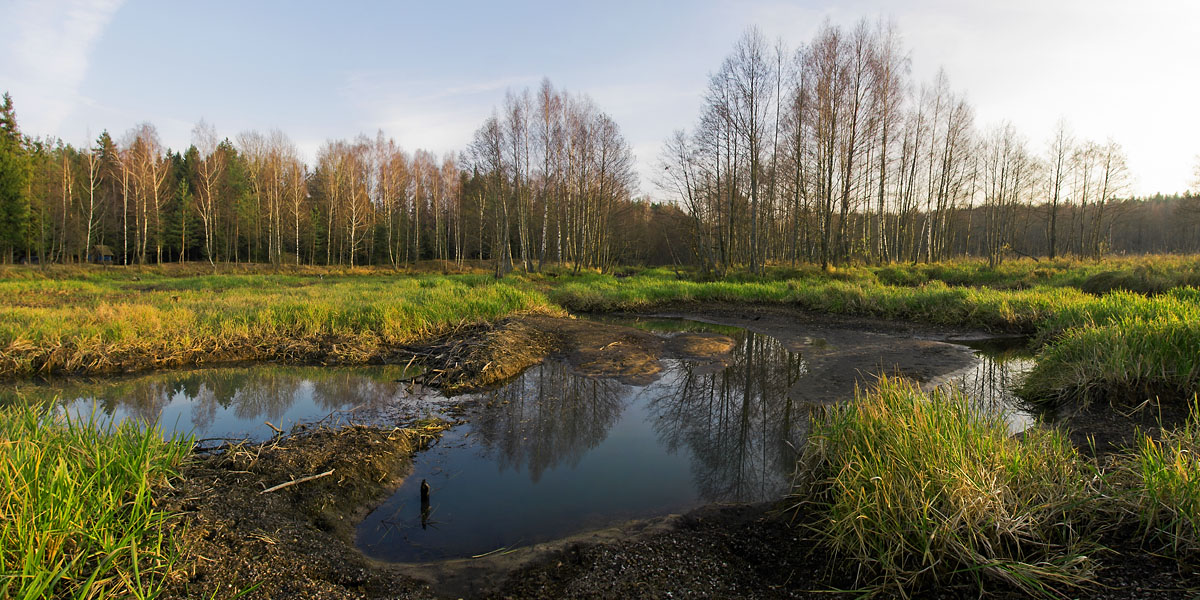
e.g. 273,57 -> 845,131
3,0 -> 1198,197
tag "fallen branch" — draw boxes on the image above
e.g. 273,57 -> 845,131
260,469 -> 335,494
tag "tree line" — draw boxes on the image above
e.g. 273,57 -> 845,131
0,82 -> 669,268
3,20 -> 1200,271
658,21 -> 1200,273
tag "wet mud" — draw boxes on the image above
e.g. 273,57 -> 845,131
149,305 -> 1197,599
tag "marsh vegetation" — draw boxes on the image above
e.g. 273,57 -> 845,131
2,255 -> 1199,598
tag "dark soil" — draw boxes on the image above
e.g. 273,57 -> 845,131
153,305 -> 1200,599
1050,398 -> 1193,457
161,425 -> 448,600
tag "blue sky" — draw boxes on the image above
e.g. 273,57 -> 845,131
3,0 -> 1199,196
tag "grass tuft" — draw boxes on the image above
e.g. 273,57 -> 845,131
798,376 -> 1100,597
1117,397 -> 1200,558
0,404 -> 192,599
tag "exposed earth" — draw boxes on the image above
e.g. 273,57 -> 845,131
156,306 -> 1200,599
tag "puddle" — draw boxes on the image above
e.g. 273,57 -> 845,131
356,330 -> 806,562
1,364 -> 447,441
926,337 -> 1037,434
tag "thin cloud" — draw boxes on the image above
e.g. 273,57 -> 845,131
337,72 -> 539,153
2,0 -> 125,134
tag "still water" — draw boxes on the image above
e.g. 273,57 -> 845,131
354,324 -> 1034,562
3,318 -> 1034,563
1,364 -> 444,441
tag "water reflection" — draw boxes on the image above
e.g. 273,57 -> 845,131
468,330 -> 808,504
3,365 -> 441,441
357,330 -> 813,562
471,362 -> 626,482
934,340 -> 1036,434
646,332 -> 808,502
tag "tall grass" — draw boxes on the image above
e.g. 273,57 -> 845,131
1118,397 -> 1200,557
1021,317 -> 1200,405
0,404 -> 192,599
548,267 -> 1200,406
704,255 -> 1200,293
799,377 -> 1100,597
0,272 -> 555,378
4,258 -> 1199,406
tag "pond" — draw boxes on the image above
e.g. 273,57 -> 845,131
2,316 -> 1035,563
355,318 -> 1034,562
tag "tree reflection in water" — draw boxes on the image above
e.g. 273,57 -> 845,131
646,331 -> 808,503
944,344 -> 1036,434
5,365 -> 434,440
469,361 -> 625,482
459,331 -> 810,503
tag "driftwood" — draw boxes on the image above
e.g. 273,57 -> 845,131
260,469 -> 335,494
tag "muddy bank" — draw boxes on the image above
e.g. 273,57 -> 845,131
1051,398 -> 1194,456
601,304 -> 982,404
430,304 -> 984,403
151,307 -> 1200,599
162,424 -> 449,600
422,313 -> 670,392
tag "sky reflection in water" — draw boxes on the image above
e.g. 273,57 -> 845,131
3,320 -> 1033,562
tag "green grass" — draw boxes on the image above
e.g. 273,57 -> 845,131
1021,316 -> 1200,405
712,255 -> 1200,294
4,258 -> 1200,597
546,263 -> 1200,408
0,270 -> 555,378
0,404 -> 192,599
1117,398 -> 1200,558
3,255 -> 1199,404
799,377 -> 1101,597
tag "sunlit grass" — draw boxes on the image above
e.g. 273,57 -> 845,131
547,263 -> 1200,407
799,377 -> 1101,596
0,272 -> 555,378
1116,398 -> 1200,558
0,404 -> 192,599
3,256 -> 1199,406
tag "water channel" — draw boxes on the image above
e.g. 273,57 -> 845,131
2,317 -> 1035,563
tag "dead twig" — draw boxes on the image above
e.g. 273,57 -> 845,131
260,469 -> 335,494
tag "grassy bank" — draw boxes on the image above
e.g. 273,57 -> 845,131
2,255 -> 1198,403
545,261 -> 1200,407
4,258 -> 1200,598
797,378 -> 1200,597
0,405 -> 191,599
0,269 -> 554,379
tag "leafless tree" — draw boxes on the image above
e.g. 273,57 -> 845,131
192,120 -> 224,266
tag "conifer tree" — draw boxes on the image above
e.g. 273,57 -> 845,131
0,93 -> 30,262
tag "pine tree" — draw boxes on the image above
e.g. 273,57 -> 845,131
0,92 -> 30,262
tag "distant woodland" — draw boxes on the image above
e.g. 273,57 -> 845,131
0,20 -> 1198,270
